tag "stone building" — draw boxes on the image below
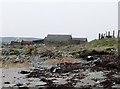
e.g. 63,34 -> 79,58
10,34 -> 88,45
32,39 -> 44,44
11,40 -> 32,45
44,34 -> 87,45
72,38 -> 88,44
44,34 -> 72,45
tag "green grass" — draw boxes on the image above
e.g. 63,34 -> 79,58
88,38 -> 118,47
83,38 -> 118,51
52,38 -> 118,52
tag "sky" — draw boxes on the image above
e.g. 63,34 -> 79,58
0,0 -> 119,41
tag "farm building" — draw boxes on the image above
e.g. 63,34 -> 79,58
32,39 -> 44,44
11,40 -> 21,45
44,34 -> 72,45
10,34 -> 88,45
44,34 -> 87,45
10,40 -> 32,45
72,38 -> 88,44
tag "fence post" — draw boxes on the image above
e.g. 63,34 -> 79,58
99,33 -> 101,40
113,30 -> 115,38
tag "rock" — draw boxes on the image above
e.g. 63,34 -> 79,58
16,80 -> 24,86
4,82 -> 10,84
86,56 -> 94,61
20,71 -> 30,74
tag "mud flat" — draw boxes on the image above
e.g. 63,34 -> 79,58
0,68 -> 2,89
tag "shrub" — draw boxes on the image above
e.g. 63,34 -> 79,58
9,48 -> 20,55
24,45 -> 37,55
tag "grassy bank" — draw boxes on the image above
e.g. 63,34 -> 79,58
84,38 -> 118,51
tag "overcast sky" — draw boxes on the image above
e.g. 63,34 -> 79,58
0,0 -> 119,41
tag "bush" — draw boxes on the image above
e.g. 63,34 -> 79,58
9,48 -> 20,55
24,46 -> 37,55
71,49 -> 90,58
1,49 -> 9,55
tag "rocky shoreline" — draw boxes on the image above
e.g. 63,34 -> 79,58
0,42 -> 119,89
1,52 -> 120,89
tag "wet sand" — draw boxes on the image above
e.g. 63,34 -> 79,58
0,68 -> 2,89
1,53 -> 120,89
0,61 -> 31,68
0,66 -> 112,88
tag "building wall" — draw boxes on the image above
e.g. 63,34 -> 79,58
44,37 -> 87,45
32,39 -> 44,44
71,39 -> 87,44
44,35 -> 72,45
44,40 -> 71,45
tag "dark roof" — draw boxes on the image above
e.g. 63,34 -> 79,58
72,38 -> 87,42
44,34 -> 72,42
32,39 -> 44,44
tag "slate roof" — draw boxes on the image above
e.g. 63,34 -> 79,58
44,34 -> 72,42
72,38 -> 87,42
